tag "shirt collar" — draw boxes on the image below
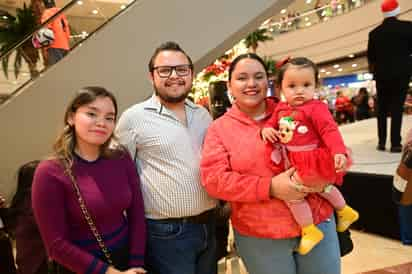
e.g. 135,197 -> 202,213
143,94 -> 199,112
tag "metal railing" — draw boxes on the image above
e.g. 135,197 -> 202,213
0,0 -> 137,105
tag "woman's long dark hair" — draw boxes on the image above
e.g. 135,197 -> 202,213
6,160 -> 40,235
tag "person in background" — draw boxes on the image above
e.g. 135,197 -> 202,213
201,53 -> 341,274
41,0 -> 70,66
0,194 -> 17,274
7,160 -> 49,274
404,91 -> 412,115
392,128 -> 412,244
32,87 -> 146,274
367,0 -> 412,152
352,87 -> 371,120
335,91 -> 354,124
116,41 -> 217,274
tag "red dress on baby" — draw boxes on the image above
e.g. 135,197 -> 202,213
266,99 -> 351,186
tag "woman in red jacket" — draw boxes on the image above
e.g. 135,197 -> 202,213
200,53 -> 341,274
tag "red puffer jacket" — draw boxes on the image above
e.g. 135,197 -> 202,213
200,98 -> 333,239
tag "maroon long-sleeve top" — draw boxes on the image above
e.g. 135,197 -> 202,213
32,152 -> 146,274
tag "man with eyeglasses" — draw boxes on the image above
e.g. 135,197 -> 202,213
116,41 -> 218,274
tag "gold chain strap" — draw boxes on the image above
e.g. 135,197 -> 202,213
66,170 -> 113,265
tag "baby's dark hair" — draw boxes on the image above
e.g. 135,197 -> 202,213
277,57 -> 319,86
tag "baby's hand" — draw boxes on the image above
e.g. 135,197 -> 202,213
261,127 -> 278,143
334,154 -> 347,172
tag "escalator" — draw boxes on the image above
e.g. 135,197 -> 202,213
0,0 -> 292,200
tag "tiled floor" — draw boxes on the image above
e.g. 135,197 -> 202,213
342,230 -> 412,274
218,230 -> 412,274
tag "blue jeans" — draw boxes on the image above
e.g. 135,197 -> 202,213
399,204 -> 412,245
145,218 -> 217,274
235,214 -> 341,274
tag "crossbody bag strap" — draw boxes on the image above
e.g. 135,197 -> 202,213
66,169 -> 113,265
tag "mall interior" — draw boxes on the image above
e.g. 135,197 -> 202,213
0,0 -> 411,273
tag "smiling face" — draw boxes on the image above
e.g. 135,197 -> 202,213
68,96 -> 116,153
281,65 -> 316,106
227,58 -> 268,117
150,50 -> 193,104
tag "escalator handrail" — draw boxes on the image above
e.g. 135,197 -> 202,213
0,0 -> 77,60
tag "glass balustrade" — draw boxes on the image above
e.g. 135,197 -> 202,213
0,0 -> 137,105
262,0 -> 376,37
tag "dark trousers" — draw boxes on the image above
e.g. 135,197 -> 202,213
0,234 -> 16,274
47,48 -> 68,66
399,204 -> 412,245
375,75 -> 409,147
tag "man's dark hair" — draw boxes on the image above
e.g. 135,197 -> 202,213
148,41 -> 193,73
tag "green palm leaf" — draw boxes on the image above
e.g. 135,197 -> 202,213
0,4 -> 39,79
244,28 -> 273,52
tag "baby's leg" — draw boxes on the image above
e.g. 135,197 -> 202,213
319,185 -> 345,210
320,185 -> 359,232
286,200 -> 324,255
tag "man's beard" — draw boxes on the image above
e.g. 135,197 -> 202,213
153,85 -> 190,103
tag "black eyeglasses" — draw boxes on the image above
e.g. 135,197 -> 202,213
153,64 -> 192,78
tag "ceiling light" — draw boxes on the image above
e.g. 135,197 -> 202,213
120,4 -> 126,9
2,16 -> 7,19
326,71 -> 331,75
306,0 -> 312,3
305,17 -> 309,21
320,69 -> 326,73
338,68 -> 343,72
92,9 -> 98,14
262,18 -> 271,25
305,22 -> 312,27
352,63 -> 358,67
333,64 -> 340,68
348,54 -> 355,58
280,9 -> 287,14
77,0 -> 83,4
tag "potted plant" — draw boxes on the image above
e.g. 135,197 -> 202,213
0,4 -> 40,79
244,27 -> 272,53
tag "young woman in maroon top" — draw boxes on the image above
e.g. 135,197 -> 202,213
32,87 -> 146,274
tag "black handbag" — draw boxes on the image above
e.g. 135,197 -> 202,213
335,212 -> 354,257
337,229 -> 353,257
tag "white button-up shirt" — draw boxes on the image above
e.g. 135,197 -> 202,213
116,95 -> 217,219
